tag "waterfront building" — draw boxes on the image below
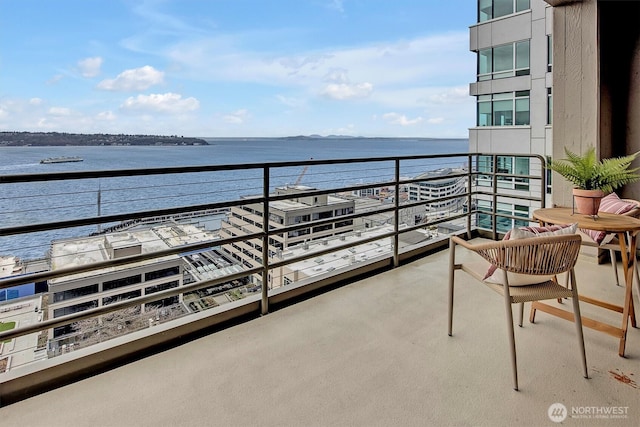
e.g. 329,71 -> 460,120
407,168 -> 467,212
219,185 -> 356,288
470,0 -> 640,228
46,224 -> 218,341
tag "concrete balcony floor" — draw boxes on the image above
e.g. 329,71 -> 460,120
2,240 -> 639,426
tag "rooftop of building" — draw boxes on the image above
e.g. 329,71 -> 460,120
49,224 -> 218,283
0,256 -> 20,280
280,225 -> 437,279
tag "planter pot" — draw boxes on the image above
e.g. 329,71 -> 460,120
573,188 -> 606,215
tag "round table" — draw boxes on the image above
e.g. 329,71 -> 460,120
532,208 -> 640,356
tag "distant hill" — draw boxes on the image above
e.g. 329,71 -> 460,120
0,132 -> 209,146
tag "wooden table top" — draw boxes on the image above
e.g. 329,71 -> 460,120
533,207 -> 640,233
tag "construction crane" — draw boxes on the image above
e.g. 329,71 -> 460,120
294,158 -> 313,186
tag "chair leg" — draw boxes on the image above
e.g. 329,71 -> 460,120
570,269 -> 588,379
518,302 -> 524,327
503,284 -> 518,391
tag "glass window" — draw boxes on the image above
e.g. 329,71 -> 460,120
493,100 -> 513,126
478,49 -> 492,80
515,97 -> 530,125
494,0 -> 513,19
493,44 -> 513,78
515,158 -> 529,176
479,0 -> 529,22
547,35 -> 553,72
515,41 -> 530,75
476,91 -> 529,127
479,0 -> 492,22
547,88 -> 552,125
477,96 -> 492,126
516,0 -> 530,13
103,274 -> 142,291
477,41 -> 529,80
496,156 -> 513,174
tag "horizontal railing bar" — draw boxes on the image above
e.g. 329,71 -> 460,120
0,231 -> 265,289
0,266 -> 263,342
0,153 -> 473,184
0,198 -> 263,237
0,151 -> 547,354
268,230 -> 397,270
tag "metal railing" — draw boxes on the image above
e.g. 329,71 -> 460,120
0,152 -> 546,370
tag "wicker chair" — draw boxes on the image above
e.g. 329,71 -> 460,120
447,233 -> 588,391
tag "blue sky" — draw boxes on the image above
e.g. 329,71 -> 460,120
0,0 -> 477,138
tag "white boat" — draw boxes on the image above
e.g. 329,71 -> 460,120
40,156 -> 84,164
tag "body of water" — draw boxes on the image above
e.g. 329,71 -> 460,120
0,137 -> 469,260
0,137 -> 468,173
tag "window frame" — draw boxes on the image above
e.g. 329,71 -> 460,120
476,91 -> 530,127
479,0 -> 530,22
477,40 -> 530,81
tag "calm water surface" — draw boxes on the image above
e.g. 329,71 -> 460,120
1,138 -> 469,259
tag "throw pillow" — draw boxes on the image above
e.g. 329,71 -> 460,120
581,193 -> 638,245
483,223 -> 578,285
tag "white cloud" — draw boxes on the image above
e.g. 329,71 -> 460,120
48,107 -> 73,116
327,0 -> 345,13
29,98 -> 43,106
423,86 -> 469,104
120,92 -> 199,113
97,65 -> 165,91
165,32 -> 471,91
222,109 -> 249,124
324,68 -> 349,84
427,117 -> 445,124
322,82 -> 373,100
78,57 -> 103,78
47,74 -> 64,85
276,95 -> 306,109
96,111 -> 116,121
382,112 -> 423,126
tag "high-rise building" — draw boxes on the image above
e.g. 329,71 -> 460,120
470,0 -> 640,221
469,0 -> 547,233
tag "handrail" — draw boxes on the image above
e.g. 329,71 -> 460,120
0,152 -> 547,347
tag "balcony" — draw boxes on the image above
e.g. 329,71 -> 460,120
1,153 -> 638,424
1,244 -> 639,425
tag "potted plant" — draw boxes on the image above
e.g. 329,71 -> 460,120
548,146 -> 640,215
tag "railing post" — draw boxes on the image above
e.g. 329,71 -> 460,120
492,154 -> 499,240
261,166 -> 270,315
467,155 -> 473,240
393,159 -> 400,267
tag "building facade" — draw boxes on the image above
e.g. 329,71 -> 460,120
47,224 -> 218,338
219,185 -> 356,288
469,0 -> 640,226
407,168 -> 467,212
469,0 -> 548,233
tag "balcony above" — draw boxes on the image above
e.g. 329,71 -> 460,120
544,0 -> 583,6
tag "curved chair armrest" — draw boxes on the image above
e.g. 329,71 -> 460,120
450,234 -> 582,276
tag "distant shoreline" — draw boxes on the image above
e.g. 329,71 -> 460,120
0,131 -> 468,147
0,132 -> 209,147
